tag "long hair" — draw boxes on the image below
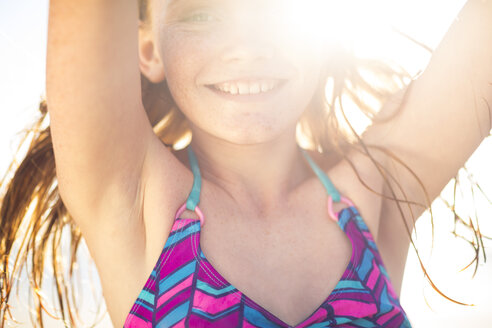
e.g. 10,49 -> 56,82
1,1 -> 488,327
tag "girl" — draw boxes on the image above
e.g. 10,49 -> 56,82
1,0 -> 490,327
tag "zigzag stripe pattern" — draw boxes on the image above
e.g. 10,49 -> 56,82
124,206 -> 413,327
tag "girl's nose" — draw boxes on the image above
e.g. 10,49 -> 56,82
220,39 -> 275,63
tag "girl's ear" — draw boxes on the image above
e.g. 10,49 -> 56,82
138,26 -> 166,83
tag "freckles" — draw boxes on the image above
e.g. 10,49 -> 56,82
237,111 -> 278,131
163,33 -> 213,66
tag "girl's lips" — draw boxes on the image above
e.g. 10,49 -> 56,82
205,79 -> 287,102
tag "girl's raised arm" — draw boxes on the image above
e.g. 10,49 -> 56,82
46,1 -> 159,228
360,0 -> 491,290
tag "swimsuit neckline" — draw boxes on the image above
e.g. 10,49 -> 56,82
184,205 -> 359,327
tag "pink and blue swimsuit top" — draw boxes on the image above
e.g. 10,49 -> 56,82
124,145 -> 413,327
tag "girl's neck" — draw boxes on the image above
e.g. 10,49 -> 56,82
179,127 -> 313,218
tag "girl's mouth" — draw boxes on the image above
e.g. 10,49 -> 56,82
206,79 -> 287,99
211,79 -> 282,95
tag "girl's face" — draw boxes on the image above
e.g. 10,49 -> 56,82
147,0 -> 326,144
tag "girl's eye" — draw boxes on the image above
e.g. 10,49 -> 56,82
185,12 -> 218,23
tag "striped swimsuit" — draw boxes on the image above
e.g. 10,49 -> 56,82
124,146 -> 413,327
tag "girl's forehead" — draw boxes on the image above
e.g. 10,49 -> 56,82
154,0 -> 290,12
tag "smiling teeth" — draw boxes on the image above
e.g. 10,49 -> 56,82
213,80 -> 278,95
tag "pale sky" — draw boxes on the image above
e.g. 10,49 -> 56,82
1,0 -> 491,327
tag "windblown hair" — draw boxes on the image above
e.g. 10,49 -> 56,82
1,0 -> 489,327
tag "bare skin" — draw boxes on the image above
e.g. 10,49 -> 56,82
45,0 -> 491,327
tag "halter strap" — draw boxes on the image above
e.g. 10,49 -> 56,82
300,147 -> 341,202
185,145 -> 342,208
186,145 -> 202,211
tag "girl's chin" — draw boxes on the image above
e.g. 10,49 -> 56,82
195,122 -> 297,146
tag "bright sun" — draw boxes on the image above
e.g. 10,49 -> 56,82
274,0 -> 463,136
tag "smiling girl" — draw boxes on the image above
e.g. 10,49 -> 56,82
1,0 -> 491,327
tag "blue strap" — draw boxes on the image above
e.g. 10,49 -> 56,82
300,148 -> 341,202
186,145 -> 202,211
186,145 -> 340,208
